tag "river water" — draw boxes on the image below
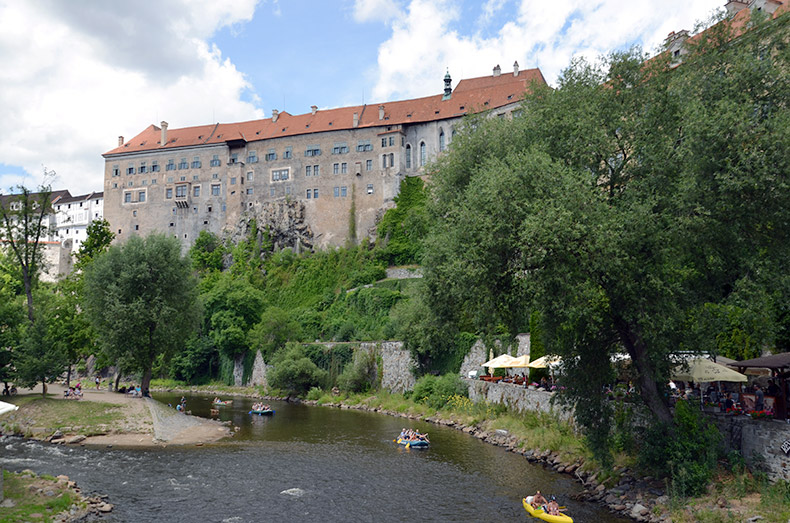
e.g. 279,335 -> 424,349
2,393 -> 628,522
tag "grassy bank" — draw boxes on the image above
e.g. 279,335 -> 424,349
1,470 -> 83,523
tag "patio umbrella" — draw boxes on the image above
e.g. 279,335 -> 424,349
482,354 -> 517,369
671,358 -> 747,383
527,355 -> 561,369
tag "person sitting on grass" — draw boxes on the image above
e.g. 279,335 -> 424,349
530,491 -> 547,509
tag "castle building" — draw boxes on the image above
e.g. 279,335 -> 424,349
53,191 -> 104,252
102,65 -> 546,250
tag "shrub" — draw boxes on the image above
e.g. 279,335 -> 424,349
337,349 -> 377,393
412,373 -> 468,409
306,386 -> 323,401
268,343 -> 329,397
638,399 -> 722,497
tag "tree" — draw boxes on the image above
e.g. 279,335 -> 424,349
248,306 -> 302,360
0,180 -> 55,321
203,274 -> 266,359
74,218 -> 114,268
190,230 -> 226,273
0,271 -> 24,392
82,234 -> 201,395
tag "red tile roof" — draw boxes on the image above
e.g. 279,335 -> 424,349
104,68 -> 546,156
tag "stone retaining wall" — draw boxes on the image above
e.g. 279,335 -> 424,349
385,267 -> 422,279
465,378 -> 573,421
712,414 -> 790,482
359,341 -> 415,393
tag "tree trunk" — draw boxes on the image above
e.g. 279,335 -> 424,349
23,267 -> 34,323
40,380 -> 47,398
114,372 -> 122,392
141,367 -> 152,397
614,316 -> 674,425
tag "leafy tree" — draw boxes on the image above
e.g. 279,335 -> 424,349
74,218 -> 114,268
0,181 -> 55,321
248,306 -> 302,361
0,271 -> 24,391
267,343 -> 328,396
13,290 -> 69,396
203,274 -> 266,359
82,234 -> 201,395
190,230 -> 226,273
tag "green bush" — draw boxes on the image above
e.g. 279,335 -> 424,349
411,373 -> 468,409
638,399 -> 722,498
268,343 -> 329,397
337,349 -> 377,393
306,386 -> 323,401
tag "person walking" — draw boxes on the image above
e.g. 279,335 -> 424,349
754,384 -> 765,412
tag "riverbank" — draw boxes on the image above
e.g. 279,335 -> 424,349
1,468 -> 111,522
0,383 -> 230,448
151,382 -> 789,523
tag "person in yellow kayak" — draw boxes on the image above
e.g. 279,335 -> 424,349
546,496 -> 560,516
530,491 -> 547,509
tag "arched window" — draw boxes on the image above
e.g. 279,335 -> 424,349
419,142 -> 426,166
389,153 -> 394,168
439,129 -> 445,152
405,144 -> 412,169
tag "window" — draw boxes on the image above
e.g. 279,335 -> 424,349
341,186 -> 347,197
382,155 -> 388,168
141,180 -> 147,185
332,142 -> 348,154
357,140 -> 372,152
313,189 -> 319,199
175,185 -> 187,198
366,159 -> 373,171
341,162 -> 347,174
166,188 -> 173,199
128,181 -> 134,187
246,188 -> 253,195
133,210 -> 137,217
192,175 -> 199,181
192,157 -> 202,168
247,171 -> 253,182
283,147 -> 292,159
389,153 -> 394,168
211,184 -> 220,196
285,186 -> 291,195
179,158 -> 188,169
306,189 -> 312,199
405,144 -> 412,169
333,163 -> 339,175
180,176 -> 186,182
112,183 -> 118,188
193,186 -> 200,197
314,165 -> 320,176
270,187 -> 276,197
419,142 -> 426,166
124,192 -> 132,203
265,149 -> 277,161
272,169 -> 289,181
306,165 -> 312,177
166,159 -> 175,171
151,161 -> 160,172
127,165 -> 135,175
139,162 -> 147,173
248,150 -> 258,163
512,110 -> 522,119
367,184 -> 374,194
212,173 -> 218,179
439,130 -> 445,152
305,145 -> 321,157
389,136 -> 395,146
151,178 -> 157,184
230,153 -> 239,164
112,165 -> 120,176
138,191 -> 146,202
334,186 -> 340,197
210,155 -> 221,167
230,177 -> 237,185
381,137 -> 387,148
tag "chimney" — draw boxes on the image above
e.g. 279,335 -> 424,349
160,121 -> 168,146
493,64 -> 501,77
353,112 -> 359,128
513,61 -> 519,76
118,136 -> 124,146
311,105 -> 317,115
272,109 -> 279,123
378,105 -> 385,120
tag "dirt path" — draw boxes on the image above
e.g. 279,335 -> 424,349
15,383 -> 230,447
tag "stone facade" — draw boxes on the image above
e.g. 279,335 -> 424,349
459,334 -> 531,378
360,341 -> 416,393
248,350 -> 269,389
712,414 -> 790,482
465,378 -> 574,421
384,267 -> 423,280
102,67 -> 545,250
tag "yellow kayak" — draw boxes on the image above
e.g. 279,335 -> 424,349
523,497 -> 573,523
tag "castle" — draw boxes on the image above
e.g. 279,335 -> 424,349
102,64 -> 546,250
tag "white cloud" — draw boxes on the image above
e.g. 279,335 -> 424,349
369,0 -> 723,103
352,0 -> 404,23
0,0 -> 263,195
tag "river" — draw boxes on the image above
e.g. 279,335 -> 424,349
1,393 -> 629,522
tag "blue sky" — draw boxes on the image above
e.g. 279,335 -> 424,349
0,0 -> 723,195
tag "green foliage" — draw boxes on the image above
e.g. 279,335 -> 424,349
248,306 -> 302,360
411,373 -> 468,409
204,274 -> 265,358
301,343 -> 353,384
376,177 -> 429,265
267,343 -> 328,396
170,335 -> 216,383
82,233 -> 201,392
639,400 -> 722,498
190,230 -> 226,273
74,218 -> 114,267
306,386 -> 323,401
336,349 -> 377,393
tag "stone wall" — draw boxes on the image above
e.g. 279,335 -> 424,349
385,267 -> 422,279
248,350 -> 269,389
712,414 -> 790,482
459,334 -> 531,379
360,341 -> 415,393
465,378 -> 573,421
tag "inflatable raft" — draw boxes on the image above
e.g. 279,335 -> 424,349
397,438 -> 429,448
249,409 -> 274,415
212,400 -> 232,406
523,497 -> 572,523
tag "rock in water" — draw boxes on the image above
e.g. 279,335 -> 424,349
280,488 -> 305,497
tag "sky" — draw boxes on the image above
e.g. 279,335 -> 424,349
0,0 -> 724,195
